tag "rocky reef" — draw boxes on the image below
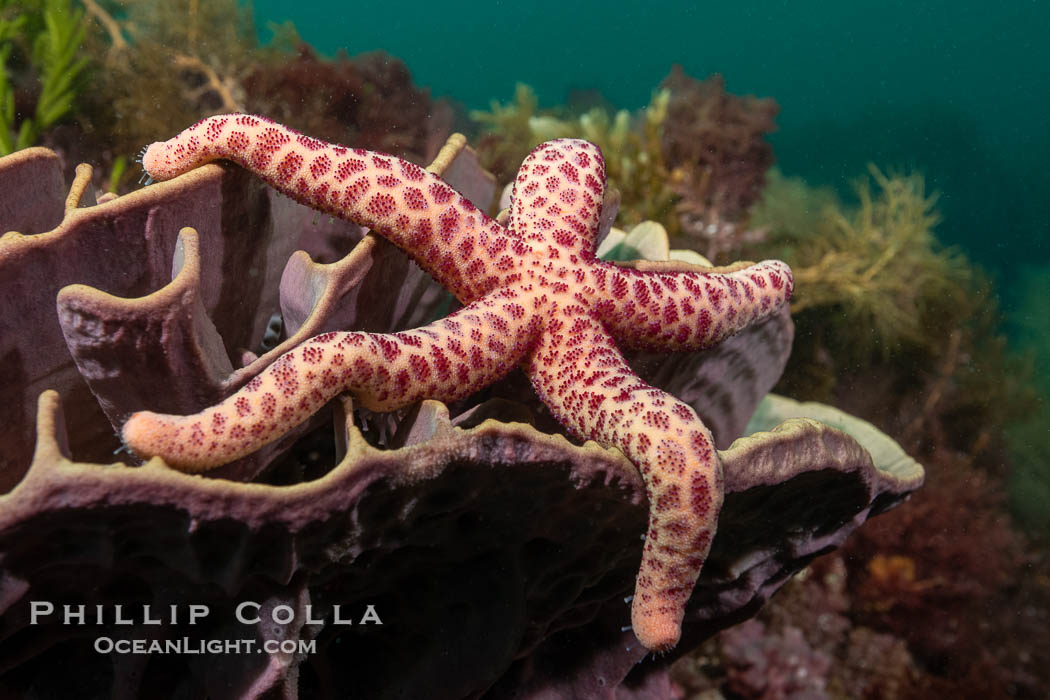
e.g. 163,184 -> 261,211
7,5 -> 1043,695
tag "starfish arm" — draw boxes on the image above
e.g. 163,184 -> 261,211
122,291 -> 542,472
141,114 -> 514,302
509,139 -> 607,259
589,258 -> 793,352
525,312 -> 723,652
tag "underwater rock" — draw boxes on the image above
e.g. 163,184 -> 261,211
0,387 -> 920,699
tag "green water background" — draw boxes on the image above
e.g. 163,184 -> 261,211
252,0 -> 1048,310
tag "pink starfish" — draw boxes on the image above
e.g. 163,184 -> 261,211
123,114 -> 793,651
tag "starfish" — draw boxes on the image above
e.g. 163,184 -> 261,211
123,114 -> 793,651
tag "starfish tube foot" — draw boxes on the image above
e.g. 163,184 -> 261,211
126,116 -> 794,650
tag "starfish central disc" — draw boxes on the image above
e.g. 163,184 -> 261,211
123,114 -> 794,651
